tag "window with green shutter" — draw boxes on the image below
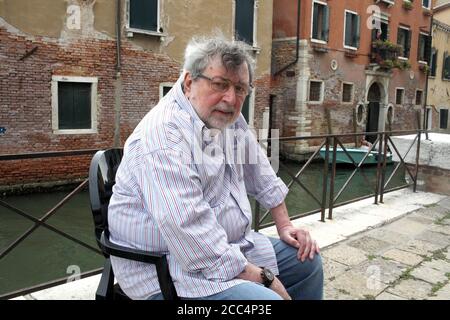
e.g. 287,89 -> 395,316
312,2 -> 329,42
129,0 -> 158,32
418,33 -> 431,63
397,27 -> 411,58
58,82 -> 92,130
440,109 -> 448,129
344,11 -> 360,48
443,52 -> 450,80
430,48 -> 438,77
235,0 -> 255,45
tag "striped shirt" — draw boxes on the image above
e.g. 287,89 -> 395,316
108,76 -> 289,299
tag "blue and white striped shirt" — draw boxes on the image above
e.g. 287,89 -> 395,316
108,76 -> 289,299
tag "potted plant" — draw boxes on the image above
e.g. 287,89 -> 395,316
402,1 -> 413,10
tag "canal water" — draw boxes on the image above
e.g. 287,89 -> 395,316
0,161 -> 406,297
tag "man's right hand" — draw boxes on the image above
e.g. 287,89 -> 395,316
237,263 -> 291,300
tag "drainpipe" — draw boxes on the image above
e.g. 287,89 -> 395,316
273,0 -> 301,76
114,0 -> 122,148
116,0 -> 121,73
423,14 -> 433,140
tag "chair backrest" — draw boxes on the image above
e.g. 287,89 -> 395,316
89,148 -> 123,252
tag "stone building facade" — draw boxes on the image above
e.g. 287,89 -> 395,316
272,0 -> 433,159
0,0 -> 274,190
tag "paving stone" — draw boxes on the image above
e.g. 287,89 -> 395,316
414,206 -> 449,221
407,214 -> 436,225
429,224 -> 450,236
323,284 -> 356,300
329,271 -> 388,299
415,230 -> 450,247
410,265 -> 449,284
347,236 -> 392,255
322,257 -> 348,281
352,257 -> 409,285
376,291 -> 407,300
387,279 -> 433,300
367,229 -> 411,246
321,244 -> 368,266
421,259 -> 450,273
397,239 -> 443,257
384,218 -> 429,236
437,197 -> 450,210
382,248 -> 423,266
427,283 -> 450,300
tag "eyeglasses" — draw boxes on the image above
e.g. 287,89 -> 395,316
196,74 -> 252,98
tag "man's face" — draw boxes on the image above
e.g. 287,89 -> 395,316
184,57 -> 250,130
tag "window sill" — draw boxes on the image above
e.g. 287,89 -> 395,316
311,38 -> 328,45
126,28 -> 167,39
398,56 -> 409,61
53,129 -> 97,135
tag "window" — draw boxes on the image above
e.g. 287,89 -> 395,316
127,0 -> 160,33
395,88 -> 404,105
443,52 -> 450,80
159,82 -> 174,99
430,48 -> 438,77
344,11 -> 360,49
309,80 -> 323,102
422,0 -> 431,9
235,0 -> 255,45
342,83 -> 353,103
311,1 -> 329,42
415,90 -> 423,106
440,109 -> 448,129
51,76 -> 98,134
372,20 -> 389,42
397,27 -> 411,58
418,33 -> 431,63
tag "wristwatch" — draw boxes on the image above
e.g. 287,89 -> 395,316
260,267 -> 275,288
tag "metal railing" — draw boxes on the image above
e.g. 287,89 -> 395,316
253,130 -> 423,231
0,149 -> 102,299
0,130 -> 423,298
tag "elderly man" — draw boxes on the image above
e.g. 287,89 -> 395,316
108,36 -> 323,300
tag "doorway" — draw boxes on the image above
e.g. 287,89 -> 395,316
366,83 -> 381,144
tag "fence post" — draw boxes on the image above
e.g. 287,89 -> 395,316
374,133 -> 383,204
320,137 -> 330,222
379,132 -> 389,203
413,130 -> 422,192
328,136 -> 337,220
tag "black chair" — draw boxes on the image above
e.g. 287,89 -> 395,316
89,148 -> 178,300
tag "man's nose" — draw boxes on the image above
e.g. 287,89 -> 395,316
222,85 -> 237,105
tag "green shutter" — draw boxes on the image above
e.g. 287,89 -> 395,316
129,0 -> 158,31
58,82 -> 91,130
406,30 -> 411,58
345,12 -> 352,46
312,3 -> 319,39
235,0 -> 254,45
323,5 -> 329,42
355,15 -> 361,48
443,51 -> 449,79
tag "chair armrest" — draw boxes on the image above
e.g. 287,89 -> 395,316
100,232 -> 178,300
96,258 -> 115,300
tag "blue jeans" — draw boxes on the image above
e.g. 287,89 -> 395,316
149,237 -> 323,300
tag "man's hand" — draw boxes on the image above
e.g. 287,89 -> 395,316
278,225 -> 320,262
236,263 -> 291,300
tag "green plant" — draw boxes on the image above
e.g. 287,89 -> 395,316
420,64 -> 430,74
381,59 -> 394,69
403,1 -> 413,10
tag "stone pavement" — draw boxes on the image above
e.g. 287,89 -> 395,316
321,196 -> 450,300
11,189 -> 450,300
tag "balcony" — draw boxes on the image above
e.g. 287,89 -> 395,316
370,40 -> 410,71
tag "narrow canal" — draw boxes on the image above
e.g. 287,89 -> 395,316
0,161 -> 406,297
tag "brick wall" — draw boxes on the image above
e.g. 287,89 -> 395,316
0,25 -> 180,189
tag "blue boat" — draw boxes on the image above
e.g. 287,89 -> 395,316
319,147 -> 393,165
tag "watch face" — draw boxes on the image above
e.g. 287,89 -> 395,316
264,268 -> 274,281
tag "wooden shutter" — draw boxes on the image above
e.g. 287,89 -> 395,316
129,0 -> 158,31
235,0 -> 254,45
354,15 -> 361,48
345,12 -> 352,46
443,51 -> 449,79
58,82 -> 91,130
312,3 -> 319,39
424,35 -> 432,63
440,109 -> 449,129
323,5 -> 330,42
405,29 -> 411,58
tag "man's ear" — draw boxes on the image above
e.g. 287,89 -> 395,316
183,72 -> 192,95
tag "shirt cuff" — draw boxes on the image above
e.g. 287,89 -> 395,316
201,244 -> 247,281
255,178 -> 289,210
